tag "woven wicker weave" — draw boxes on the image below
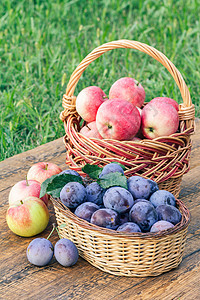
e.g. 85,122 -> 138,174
51,196 -> 190,277
60,40 -> 195,198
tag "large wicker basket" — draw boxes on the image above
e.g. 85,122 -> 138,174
51,196 -> 190,277
60,40 -> 195,198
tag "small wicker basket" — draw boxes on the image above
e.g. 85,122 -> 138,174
60,40 -> 195,198
51,196 -> 190,277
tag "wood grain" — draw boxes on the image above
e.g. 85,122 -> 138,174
0,121 -> 199,300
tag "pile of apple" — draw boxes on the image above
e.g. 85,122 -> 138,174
76,77 -> 179,141
6,162 -> 81,268
6,162 -> 62,237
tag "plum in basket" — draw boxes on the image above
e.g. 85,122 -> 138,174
103,186 -> 134,213
149,190 -> 176,207
129,201 -> 158,232
60,182 -> 87,209
74,202 -> 100,222
91,208 -> 120,229
127,176 -> 151,199
59,169 -> 81,177
147,179 -> 159,195
99,162 -> 124,178
117,222 -> 141,233
86,182 -> 105,206
156,204 -> 182,225
150,220 -> 174,232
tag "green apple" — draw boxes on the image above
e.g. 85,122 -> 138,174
6,196 -> 49,237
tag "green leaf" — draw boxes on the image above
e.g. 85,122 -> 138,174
40,174 -> 83,198
40,174 -> 58,198
97,172 -> 128,189
82,164 -> 103,179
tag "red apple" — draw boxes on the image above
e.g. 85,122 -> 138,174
141,100 -> 179,139
109,77 -> 145,108
96,99 -> 141,140
76,86 -> 108,122
9,179 -> 49,206
27,162 -> 62,184
130,136 -> 142,142
6,197 -> 49,237
80,121 -> 103,139
150,97 -> 179,111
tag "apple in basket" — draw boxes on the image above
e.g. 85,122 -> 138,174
141,98 -> 179,139
109,77 -> 145,108
149,97 -> 179,111
96,98 -> 141,140
76,86 -> 108,122
80,121 -> 103,139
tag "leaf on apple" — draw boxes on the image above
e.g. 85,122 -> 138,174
40,174 -> 83,198
82,164 -> 103,179
97,172 -> 128,189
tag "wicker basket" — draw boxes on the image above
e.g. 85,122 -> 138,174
60,40 -> 195,198
51,196 -> 190,277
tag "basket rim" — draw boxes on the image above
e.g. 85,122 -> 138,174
50,196 -> 190,240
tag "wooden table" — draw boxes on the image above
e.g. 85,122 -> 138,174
1,121 -> 200,300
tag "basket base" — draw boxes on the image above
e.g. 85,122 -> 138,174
53,202 -> 189,277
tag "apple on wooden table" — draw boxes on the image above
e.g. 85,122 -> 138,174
27,162 -> 62,184
9,179 -> 49,206
6,196 -> 49,237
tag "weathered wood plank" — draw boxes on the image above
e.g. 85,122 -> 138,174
0,120 -> 199,300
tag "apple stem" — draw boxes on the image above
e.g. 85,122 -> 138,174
136,81 -> 140,86
26,176 -> 29,186
86,124 -> 91,131
47,223 -> 56,240
20,200 -> 23,205
45,163 -> 48,170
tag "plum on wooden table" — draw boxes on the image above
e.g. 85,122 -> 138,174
27,238 -> 54,266
54,238 -> 79,267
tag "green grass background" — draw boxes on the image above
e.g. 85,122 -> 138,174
0,0 -> 199,161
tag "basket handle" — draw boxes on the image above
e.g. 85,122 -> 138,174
61,39 -> 193,121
